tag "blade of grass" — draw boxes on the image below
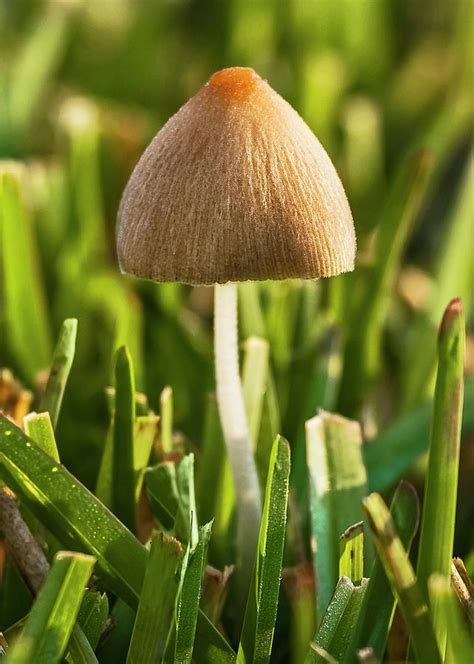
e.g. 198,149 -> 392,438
255,368 -> 281,490
7,551 -> 95,664
428,574 -> 474,664
95,600 -> 135,664
237,436 -> 290,664
402,152 -> 474,408
355,481 -> 420,658
339,522 -> 364,583
39,318 -> 78,429
76,591 -> 109,651
306,412 -> 369,621
0,416 -> 236,660
67,625 -> 100,664
126,532 -> 182,664
133,415 -> 158,501
305,325 -> 343,419
8,4 -> 71,146
265,281 -> 300,377
96,412 -> 157,508
363,493 -> 441,664
60,96 -> 107,263
174,454 -> 199,547
23,412 -> 59,462
305,576 -> 368,664
197,393 -> 228,522
339,150 -> 432,414
196,394 -> 234,566
113,346 -> 136,533
114,293 -> 145,391
160,386 -> 174,455
0,164 -> 52,379
145,462 -> 179,529
242,337 -> 269,449
416,300 -> 464,608
238,282 -> 266,339
174,522 -> 213,663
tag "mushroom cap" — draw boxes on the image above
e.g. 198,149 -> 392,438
117,67 -> 356,285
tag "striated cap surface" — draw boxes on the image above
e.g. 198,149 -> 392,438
117,67 -> 356,285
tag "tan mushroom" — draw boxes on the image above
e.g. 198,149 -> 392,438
117,66 -> 356,579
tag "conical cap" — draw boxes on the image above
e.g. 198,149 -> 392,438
117,67 -> 356,285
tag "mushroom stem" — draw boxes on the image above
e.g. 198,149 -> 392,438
214,282 -> 262,577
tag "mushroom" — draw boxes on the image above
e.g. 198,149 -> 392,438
116,67 -> 356,580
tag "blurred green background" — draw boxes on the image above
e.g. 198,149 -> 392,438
0,0 -> 472,543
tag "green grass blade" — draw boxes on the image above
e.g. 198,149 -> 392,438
339,522 -> 364,583
196,394 -> 234,566
305,576 -> 352,664
67,625 -> 100,664
145,462 -> 179,529
24,411 -> 59,462
113,346 -> 136,533
133,414 -> 158,501
96,413 -> 157,509
433,154 -> 474,328
7,551 -> 95,664
305,576 -> 368,664
126,532 -> 182,664
0,164 -> 52,379
95,600 -> 135,664
238,282 -> 266,338
255,369 -> 281,490
363,493 -> 441,664
355,481 -> 420,658
428,574 -> 474,664
174,522 -> 213,663
416,299 -> 465,610
160,386 -> 174,455
197,393 -> 228,523
60,96 -> 107,263
305,325 -> 343,418
402,153 -> 474,408
76,591 -> 109,651
39,318 -> 78,429
114,293 -> 145,391
237,436 -> 291,664
265,281 -> 300,374
8,5 -> 70,145
340,150 -> 432,413
242,337 -> 269,449
147,455 -> 199,546
194,612 -> 236,664
306,412 -> 369,621
174,454 -> 199,547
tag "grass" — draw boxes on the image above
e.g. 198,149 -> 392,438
0,1 -> 473,662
